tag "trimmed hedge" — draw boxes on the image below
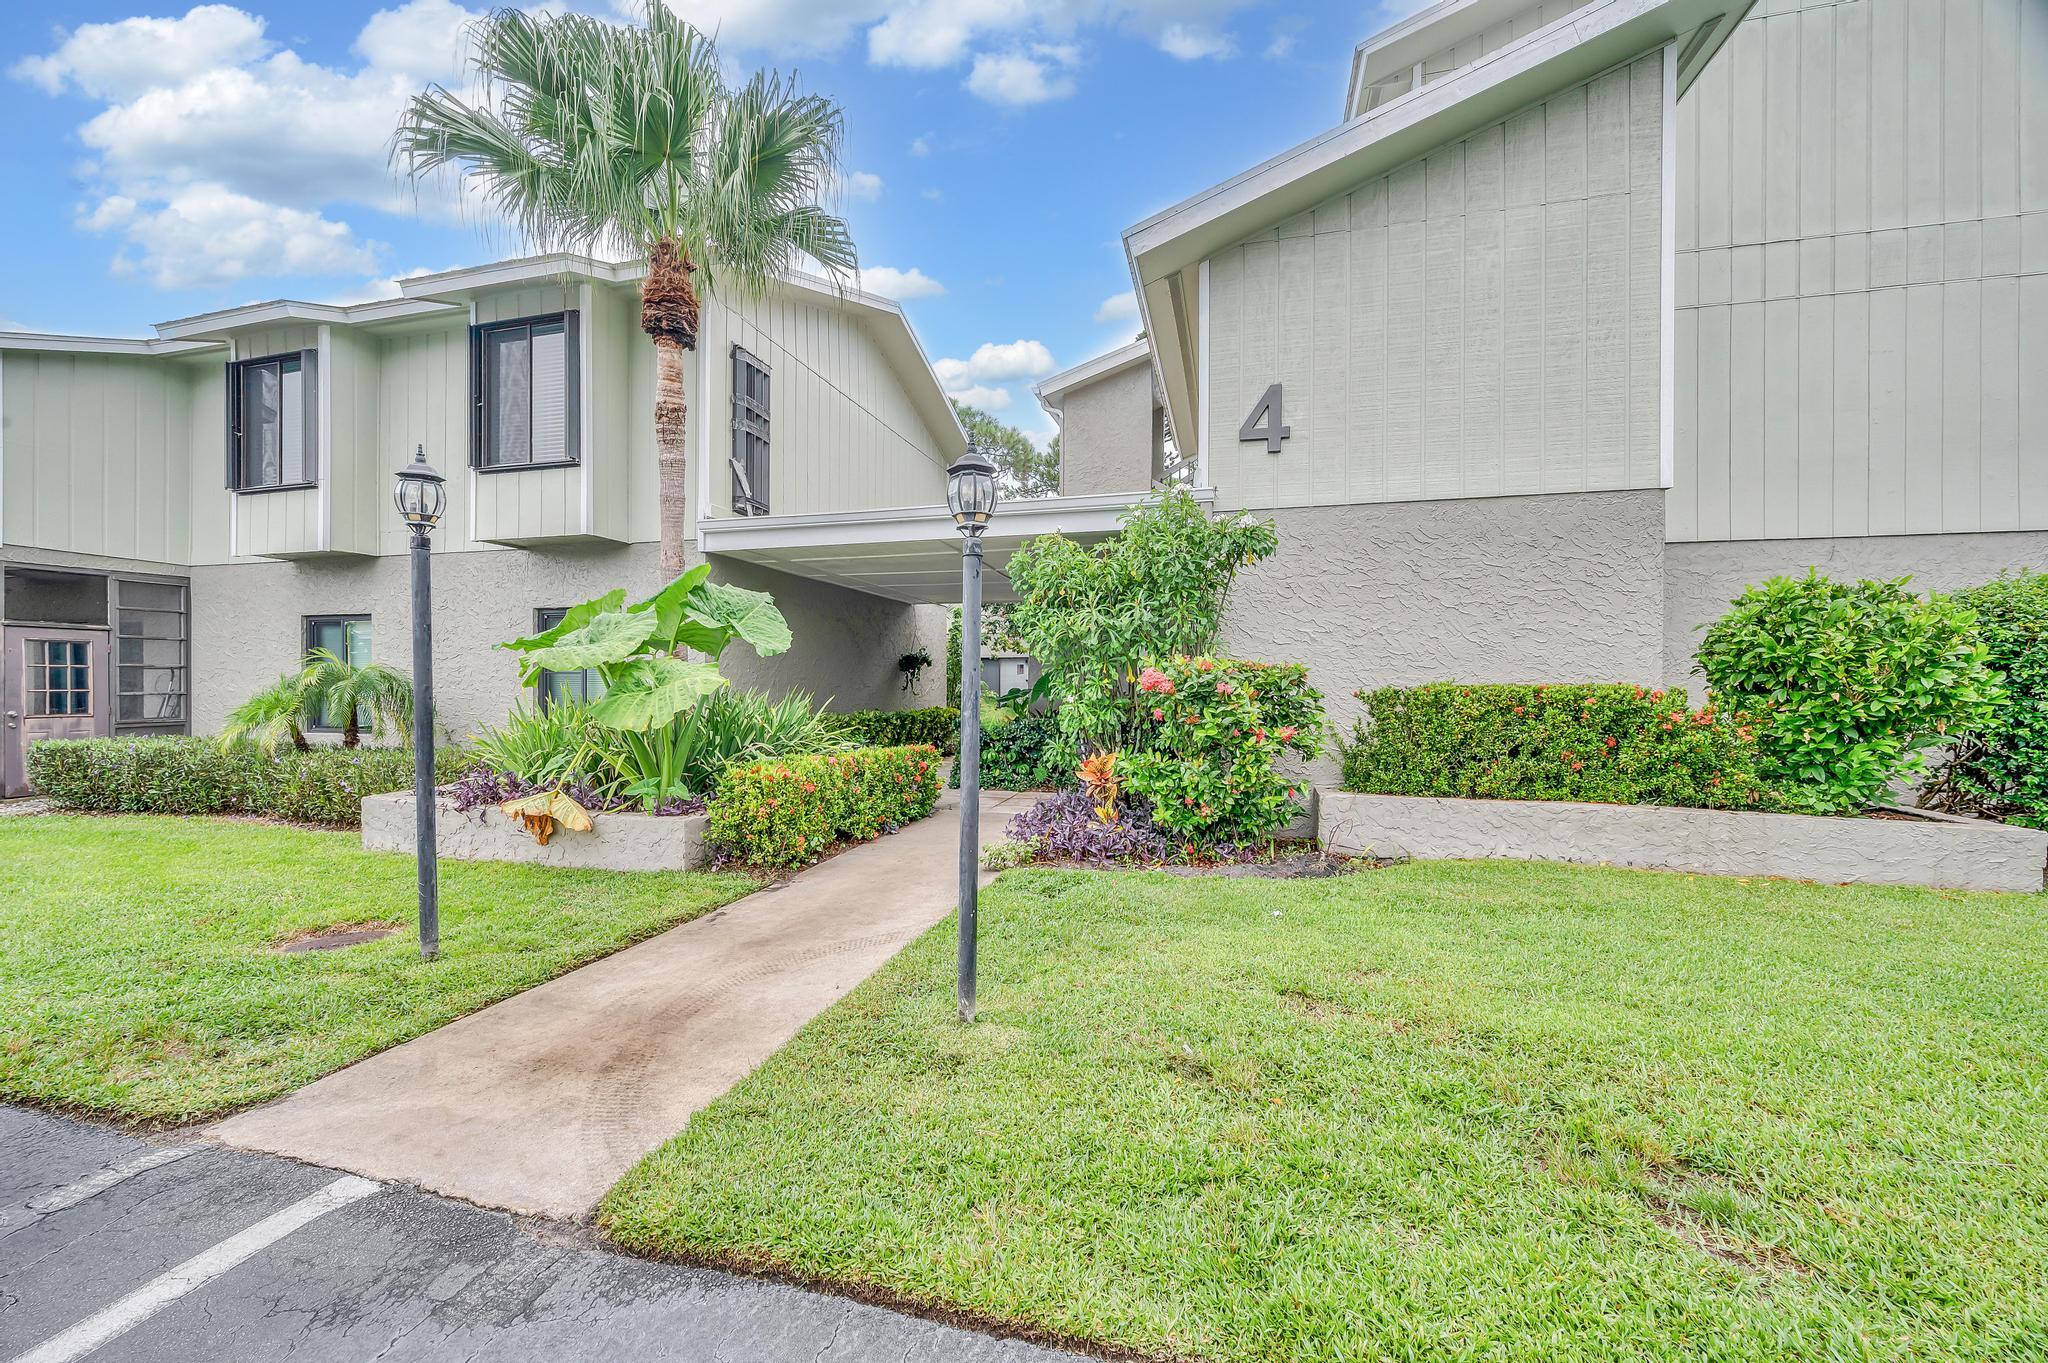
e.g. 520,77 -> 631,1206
1340,683 -> 1779,811
1926,571 -> 2048,828
26,737 -> 465,826
709,743 -> 942,867
975,713 -> 1064,791
827,707 -> 959,754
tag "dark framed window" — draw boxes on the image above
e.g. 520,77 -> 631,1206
115,578 -> 189,730
731,346 -> 770,516
471,312 -> 580,470
303,615 -> 369,732
27,640 -> 92,717
532,607 -> 606,709
226,350 -> 318,492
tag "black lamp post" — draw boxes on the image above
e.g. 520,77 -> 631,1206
394,447 -> 446,961
946,442 -> 998,1023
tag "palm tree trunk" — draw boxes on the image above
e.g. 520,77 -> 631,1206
655,339 -> 689,579
643,238 -> 701,582
343,710 -> 360,749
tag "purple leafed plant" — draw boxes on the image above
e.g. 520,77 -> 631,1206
443,765 -> 706,819
1003,789 -> 1272,867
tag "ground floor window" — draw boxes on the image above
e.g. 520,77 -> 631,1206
533,607 -> 605,708
303,615 -> 370,731
27,640 -> 92,716
115,578 -> 188,731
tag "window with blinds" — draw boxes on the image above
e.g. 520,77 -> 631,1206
226,351 -> 318,491
471,312 -> 580,469
731,346 -> 770,516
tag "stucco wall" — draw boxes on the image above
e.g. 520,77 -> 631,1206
1057,362 -> 1157,497
1662,529 -> 2048,687
1220,490 -> 1667,781
188,546 -> 949,740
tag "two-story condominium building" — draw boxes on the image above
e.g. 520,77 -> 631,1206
1036,0 -> 2046,745
6,0 -> 2043,797
0,255 -> 968,794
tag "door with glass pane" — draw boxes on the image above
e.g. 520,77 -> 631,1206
3,627 -> 111,797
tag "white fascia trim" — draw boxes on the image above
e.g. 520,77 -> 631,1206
1197,258 -> 1212,489
153,298 -> 451,341
1659,39 -> 1677,490
1032,341 -> 1153,407
317,324 -> 333,554
699,488 -> 1217,554
578,282 -> 595,536
400,252 -> 638,300
0,332 -> 222,356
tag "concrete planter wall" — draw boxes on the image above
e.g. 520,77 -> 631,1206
362,791 -> 712,872
1319,791 -> 2047,893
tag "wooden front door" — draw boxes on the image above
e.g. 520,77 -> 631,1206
3,627 -> 111,797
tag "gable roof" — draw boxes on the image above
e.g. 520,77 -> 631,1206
1123,0 -> 1751,463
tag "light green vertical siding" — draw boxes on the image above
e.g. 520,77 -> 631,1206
1207,52 -> 1668,512
2,350 -> 196,562
373,317 -> 470,556
1669,0 -> 2048,542
699,286 -> 949,520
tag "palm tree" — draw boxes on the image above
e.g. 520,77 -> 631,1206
221,650 -> 414,752
393,4 -> 857,577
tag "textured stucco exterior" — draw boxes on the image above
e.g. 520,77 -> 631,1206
1319,790 -> 2048,893
364,792 -> 710,871
1056,361 -> 1158,497
189,546 -> 949,739
1662,529 -> 2048,686
1222,491 -> 1666,781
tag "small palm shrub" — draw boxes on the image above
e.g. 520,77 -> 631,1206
1923,571 -> 2048,827
1341,683 -> 1778,809
222,649 -> 414,752
1696,572 -> 2002,813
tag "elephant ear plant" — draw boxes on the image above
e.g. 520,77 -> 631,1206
495,566 -> 792,838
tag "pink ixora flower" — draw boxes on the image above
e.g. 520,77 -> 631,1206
1137,667 -> 1175,695
1152,707 -> 1166,721
1216,681 -> 1234,695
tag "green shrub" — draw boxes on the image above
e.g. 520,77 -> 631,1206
1924,571 -> 2048,828
1696,571 -> 2003,813
1340,683 -> 1779,810
826,707 -> 959,754
709,744 -> 942,867
1120,656 -> 1326,847
974,713 -> 1064,790
26,737 -> 464,825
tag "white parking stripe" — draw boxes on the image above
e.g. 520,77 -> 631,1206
24,1147 -> 195,1216
7,1174 -> 379,1363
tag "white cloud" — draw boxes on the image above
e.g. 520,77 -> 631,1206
835,168 -> 884,202
935,339 -> 1056,390
1158,23 -> 1234,60
642,0 -> 886,57
89,183 -> 383,289
948,384 -> 1013,411
859,265 -> 945,299
909,133 -> 931,156
920,187 -> 943,201
1093,290 -> 1138,324
322,264 -> 443,305
966,47 -> 1077,106
16,1 -> 494,290
10,4 -> 269,100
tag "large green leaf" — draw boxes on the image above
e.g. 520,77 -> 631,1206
677,582 -> 792,658
519,608 -> 658,678
503,589 -> 626,653
589,655 -> 729,731
629,565 -> 713,651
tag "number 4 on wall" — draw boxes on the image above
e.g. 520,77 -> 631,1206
1238,384 -> 1290,454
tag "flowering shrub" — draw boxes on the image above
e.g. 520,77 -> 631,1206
1120,655 -> 1326,846
1922,571 -> 2048,828
1697,572 -> 2002,813
708,744 -> 941,867
1340,682 -> 1779,809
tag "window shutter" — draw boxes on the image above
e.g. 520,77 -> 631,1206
562,310 -> 581,463
468,323 -> 485,468
298,348 -> 320,483
753,360 -> 770,513
223,361 -> 240,489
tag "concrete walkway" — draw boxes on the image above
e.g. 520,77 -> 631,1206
209,790 -> 1033,1220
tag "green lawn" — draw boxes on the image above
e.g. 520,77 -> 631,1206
602,861 -> 2047,1362
0,814 -> 758,1123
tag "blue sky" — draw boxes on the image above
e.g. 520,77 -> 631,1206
0,1 -> 1417,441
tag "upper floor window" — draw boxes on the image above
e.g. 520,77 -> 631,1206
227,351 -> 318,492
472,313 -> 580,470
731,346 -> 770,516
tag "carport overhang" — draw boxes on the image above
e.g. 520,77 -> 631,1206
696,489 -> 1217,604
